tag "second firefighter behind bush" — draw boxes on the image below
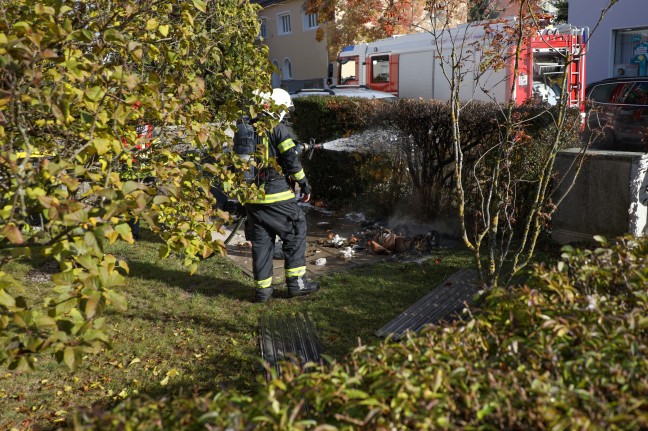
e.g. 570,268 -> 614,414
238,88 -> 319,303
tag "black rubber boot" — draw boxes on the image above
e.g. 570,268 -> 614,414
287,276 -> 320,298
255,287 -> 274,303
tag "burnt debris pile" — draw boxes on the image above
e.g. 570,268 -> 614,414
318,216 -> 444,262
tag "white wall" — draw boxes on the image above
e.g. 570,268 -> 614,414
569,0 -> 647,84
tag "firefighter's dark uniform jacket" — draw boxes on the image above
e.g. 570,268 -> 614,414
244,123 -> 310,290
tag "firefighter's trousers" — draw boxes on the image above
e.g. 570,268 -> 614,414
244,201 -> 307,290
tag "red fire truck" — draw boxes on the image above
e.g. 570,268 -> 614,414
336,19 -> 588,108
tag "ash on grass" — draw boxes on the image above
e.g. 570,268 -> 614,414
24,259 -> 58,284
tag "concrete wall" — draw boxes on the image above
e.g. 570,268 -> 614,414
568,0 -> 647,84
552,149 -> 648,244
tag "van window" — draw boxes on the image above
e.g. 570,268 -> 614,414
589,83 -> 619,104
623,82 -> 648,105
589,81 -> 648,106
338,57 -> 357,84
371,55 -> 390,83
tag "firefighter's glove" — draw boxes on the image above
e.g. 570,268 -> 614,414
299,180 -> 312,196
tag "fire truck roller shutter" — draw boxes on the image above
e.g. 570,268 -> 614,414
399,52 -> 433,99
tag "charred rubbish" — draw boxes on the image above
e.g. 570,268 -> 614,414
317,215 -> 444,260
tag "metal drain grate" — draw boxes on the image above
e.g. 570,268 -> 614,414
259,312 -> 323,379
375,268 -> 481,339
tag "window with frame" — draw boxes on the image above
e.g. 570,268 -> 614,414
303,12 -> 318,30
278,12 -> 291,35
259,18 -> 267,39
371,55 -> 390,83
589,82 -> 648,105
272,60 -> 281,87
338,57 -> 357,84
283,58 -> 292,79
589,83 -> 618,104
614,27 -> 648,77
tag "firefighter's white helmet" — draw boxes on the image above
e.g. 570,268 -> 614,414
270,88 -> 293,121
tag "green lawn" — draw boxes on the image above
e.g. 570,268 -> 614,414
0,229 -> 473,429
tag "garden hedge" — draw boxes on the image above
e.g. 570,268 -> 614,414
292,97 -> 580,222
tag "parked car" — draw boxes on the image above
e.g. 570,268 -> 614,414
584,77 -> 648,151
290,86 -> 397,100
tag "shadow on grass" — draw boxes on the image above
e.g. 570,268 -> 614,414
125,259 -> 253,301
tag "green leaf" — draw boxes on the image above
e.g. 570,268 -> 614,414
153,195 -> 171,205
104,28 -> 125,43
345,389 -> 369,399
593,235 -> 607,245
638,317 -> 648,329
158,244 -> 170,259
35,4 -> 56,15
0,288 -> 17,308
192,0 -> 206,13
35,315 -> 57,329
83,329 -> 109,343
84,231 -> 103,255
145,18 -> 159,31
93,138 -> 111,155
123,180 -> 146,195
9,356 -> 34,371
115,223 -> 134,243
105,290 -> 127,312
99,267 -> 126,289
12,21 -> 31,35
63,346 -> 76,369
85,86 -> 104,102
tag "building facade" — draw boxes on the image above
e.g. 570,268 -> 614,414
569,0 -> 647,84
253,0 -> 330,92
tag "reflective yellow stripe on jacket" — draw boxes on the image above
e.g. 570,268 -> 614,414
290,169 -> 305,181
247,189 -> 295,204
277,138 -> 295,154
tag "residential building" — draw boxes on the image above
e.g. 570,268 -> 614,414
252,0 -> 330,92
468,0 -> 557,21
568,0 -> 647,84
251,1 -> 560,91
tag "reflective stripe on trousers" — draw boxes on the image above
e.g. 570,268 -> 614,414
245,201 -> 307,288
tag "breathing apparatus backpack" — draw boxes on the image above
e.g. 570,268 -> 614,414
233,116 -> 257,183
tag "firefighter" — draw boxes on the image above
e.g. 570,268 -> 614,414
241,88 -> 320,303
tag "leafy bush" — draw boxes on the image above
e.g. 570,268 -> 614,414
75,236 -> 648,430
0,0 -> 271,369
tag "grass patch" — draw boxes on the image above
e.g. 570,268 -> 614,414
0,228 -> 474,428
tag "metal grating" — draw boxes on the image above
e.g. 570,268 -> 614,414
259,312 -> 323,379
375,268 -> 481,339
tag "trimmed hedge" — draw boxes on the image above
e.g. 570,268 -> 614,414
291,96 -> 388,143
75,236 -> 648,430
